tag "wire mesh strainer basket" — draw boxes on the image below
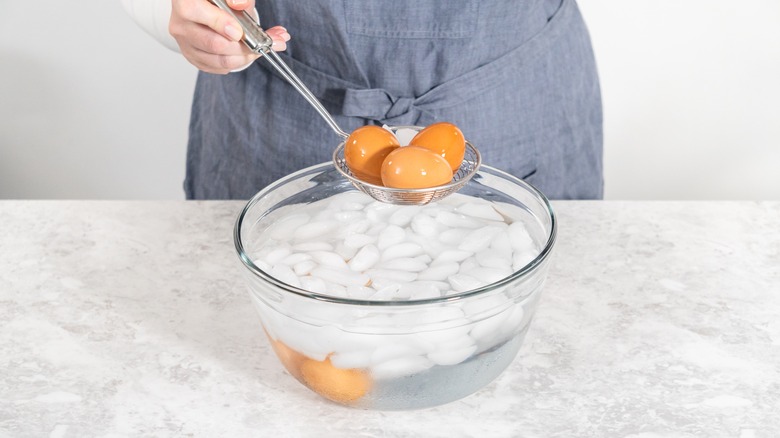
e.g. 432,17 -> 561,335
333,127 -> 482,205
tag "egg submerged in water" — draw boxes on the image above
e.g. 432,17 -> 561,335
380,146 -> 454,189
300,356 -> 371,403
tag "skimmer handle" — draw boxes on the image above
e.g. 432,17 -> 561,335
209,0 -> 273,53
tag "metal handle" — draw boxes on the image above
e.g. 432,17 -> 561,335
208,0 -> 349,139
209,0 -> 272,53
262,51 -> 349,139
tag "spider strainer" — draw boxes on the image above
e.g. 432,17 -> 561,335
212,0 -> 482,204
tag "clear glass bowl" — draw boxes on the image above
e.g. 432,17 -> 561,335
234,162 -> 556,410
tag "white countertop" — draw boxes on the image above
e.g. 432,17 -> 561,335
1,201 -> 778,437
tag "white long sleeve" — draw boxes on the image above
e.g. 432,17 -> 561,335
121,0 -> 180,52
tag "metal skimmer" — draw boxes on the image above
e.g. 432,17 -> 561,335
210,0 -> 481,204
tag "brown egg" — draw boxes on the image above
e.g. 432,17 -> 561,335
344,125 -> 400,186
300,357 -> 371,403
380,146 -> 454,189
268,336 -> 307,381
409,122 -> 466,172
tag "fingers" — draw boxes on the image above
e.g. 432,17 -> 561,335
266,26 -> 291,52
192,51 -> 260,74
171,0 -> 244,43
170,0 -> 291,74
226,0 -> 255,12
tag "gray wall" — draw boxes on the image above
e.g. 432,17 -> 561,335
1,1 -> 778,200
0,0 -> 195,199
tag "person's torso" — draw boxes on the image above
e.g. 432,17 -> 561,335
257,0 -> 562,96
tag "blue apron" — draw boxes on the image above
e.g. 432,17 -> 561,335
185,0 -> 603,200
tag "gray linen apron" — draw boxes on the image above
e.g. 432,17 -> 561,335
185,0 -> 602,200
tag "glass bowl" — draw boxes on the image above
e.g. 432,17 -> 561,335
234,162 -> 556,410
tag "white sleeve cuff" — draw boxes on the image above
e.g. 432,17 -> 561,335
121,0 -> 180,53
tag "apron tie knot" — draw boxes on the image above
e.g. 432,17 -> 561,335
341,88 -> 427,126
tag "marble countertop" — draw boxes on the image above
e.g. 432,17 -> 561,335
1,200 -> 778,437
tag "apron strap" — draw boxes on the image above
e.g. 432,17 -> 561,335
264,0 -> 574,125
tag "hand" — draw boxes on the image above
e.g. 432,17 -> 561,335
170,0 -> 291,74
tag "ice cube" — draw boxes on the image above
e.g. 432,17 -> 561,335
469,306 -> 513,343
292,241 -> 333,252
330,349 -> 373,369
427,344 -> 477,366
512,250 -> 537,271
333,211 -> 362,223
299,275 -> 327,293
371,356 -> 433,380
492,202 -> 528,222
309,251 -> 348,269
329,191 -> 373,208
293,260 -> 317,276
334,242 -> 358,261
344,233 -> 376,249
341,219 -> 371,235
310,267 -> 370,287
462,293 -> 510,318
365,202 -> 396,223
432,249 -> 473,265
368,277 -> 405,291
388,206 -> 422,227
324,282 -> 348,297
414,254 -> 433,264
465,267 -> 512,284
456,202 -> 505,222
499,302 -> 527,336
435,211 -> 482,229
410,213 -> 441,237
294,220 -> 339,241
346,285 -> 375,300
370,284 -> 402,300
507,222 -> 534,252
459,226 -> 505,253
403,283 -> 441,300
275,321 -> 330,361
270,264 -> 301,288
380,242 -> 424,261
265,213 -> 310,241
280,252 -> 312,266
376,257 -> 428,272
371,342 -> 426,365
264,246 -> 292,265
416,262 -> 459,281
414,324 -> 472,347
377,224 -> 406,250
404,232 -> 447,259
447,273 -> 484,293
490,231 -> 514,258
438,228 -> 470,245
348,244 -> 381,272
458,257 -> 479,274
475,249 -> 510,270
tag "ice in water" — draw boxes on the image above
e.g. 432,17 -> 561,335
250,190 -> 542,403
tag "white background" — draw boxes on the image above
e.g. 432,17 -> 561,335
1,1 -> 778,200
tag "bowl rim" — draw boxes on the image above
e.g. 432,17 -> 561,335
234,162 -> 557,307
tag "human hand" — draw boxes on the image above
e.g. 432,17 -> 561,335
170,0 -> 291,74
